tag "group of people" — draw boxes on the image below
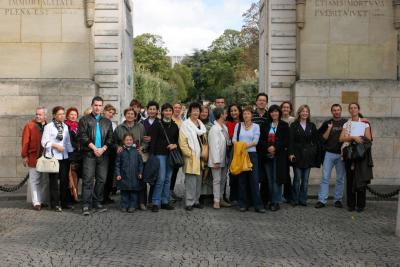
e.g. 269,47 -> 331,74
21,93 -> 373,215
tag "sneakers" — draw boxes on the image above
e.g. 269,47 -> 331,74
161,203 -> 175,210
120,208 -> 128,212
82,207 -> 90,216
255,208 -> 266,213
213,202 -> 220,209
314,201 -> 326,209
94,205 -> 107,213
127,208 -> 136,213
33,204 -> 41,211
151,205 -> 159,212
270,203 -> 280,212
193,203 -> 203,209
334,201 -> 343,208
139,204 -> 147,211
54,206 -> 62,212
185,206 -> 193,211
219,199 -> 231,208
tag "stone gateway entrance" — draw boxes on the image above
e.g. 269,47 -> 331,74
259,0 -> 400,185
0,0 -> 133,184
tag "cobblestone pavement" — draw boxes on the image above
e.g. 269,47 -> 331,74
0,197 -> 399,267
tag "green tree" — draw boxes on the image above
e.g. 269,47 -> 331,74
134,67 -> 177,105
134,33 -> 171,77
221,78 -> 258,105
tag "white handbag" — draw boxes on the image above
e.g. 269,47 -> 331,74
36,143 -> 59,173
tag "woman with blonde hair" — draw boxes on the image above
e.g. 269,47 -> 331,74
288,105 -> 320,206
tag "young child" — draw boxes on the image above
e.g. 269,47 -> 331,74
115,133 -> 144,213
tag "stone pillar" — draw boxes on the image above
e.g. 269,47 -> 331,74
258,0 -> 297,105
0,0 -> 133,184
94,0 -> 133,121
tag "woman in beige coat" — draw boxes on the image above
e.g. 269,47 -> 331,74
179,102 -> 207,211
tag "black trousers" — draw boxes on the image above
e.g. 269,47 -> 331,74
103,152 -> 116,201
229,173 -> 239,202
82,154 -> 109,208
49,159 -> 70,208
345,161 -> 366,209
170,167 -> 180,191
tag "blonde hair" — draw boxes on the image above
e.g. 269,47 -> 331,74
296,104 -> 311,122
83,107 -> 92,116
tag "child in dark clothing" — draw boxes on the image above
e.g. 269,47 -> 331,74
115,133 -> 144,213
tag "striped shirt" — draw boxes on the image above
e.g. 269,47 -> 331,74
252,110 -> 269,126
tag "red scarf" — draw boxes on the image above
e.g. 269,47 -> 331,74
65,119 -> 78,134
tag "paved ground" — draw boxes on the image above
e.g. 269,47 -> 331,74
0,197 -> 399,267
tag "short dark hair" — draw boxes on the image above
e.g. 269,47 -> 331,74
215,96 -> 224,100
242,105 -> 254,114
52,106 -> 65,115
268,105 -> 282,120
226,104 -> 243,122
213,108 -> 225,120
348,102 -> 360,110
331,104 -> 342,111
256,93 -> 268,102
91,96 -> 104,105
130,99 -> 142,108
147,101 -> 159,110
123,107 -> 137,117
122,133 -> 134,142
187,102 -> 202,118
161,103 -> 173,112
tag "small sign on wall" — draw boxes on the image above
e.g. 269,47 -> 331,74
342,91 -> 359,104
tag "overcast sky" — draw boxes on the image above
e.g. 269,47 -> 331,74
133,0 -> 255,56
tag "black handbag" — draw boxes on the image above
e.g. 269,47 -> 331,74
343,142 -> 366,162
159,121 -> 184,168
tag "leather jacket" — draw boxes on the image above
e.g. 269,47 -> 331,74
78,113 -> 113,155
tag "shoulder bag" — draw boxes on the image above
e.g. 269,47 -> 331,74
36,142 -> 60,173
159,121 -> 184,168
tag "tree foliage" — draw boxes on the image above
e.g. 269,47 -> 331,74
134,33 -> 171,78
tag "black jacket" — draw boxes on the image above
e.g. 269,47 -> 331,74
78,113 -> 113,155
259,120 -> 290,184
289,121 -> 321,168
149,120 -> 179,155
353,138 -> 374,190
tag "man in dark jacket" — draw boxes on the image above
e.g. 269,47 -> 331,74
78,96 -> 113,216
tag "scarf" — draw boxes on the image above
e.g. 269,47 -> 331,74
181,119 -> 207,158
53,119 -> 64,141
65,119 -> 78,134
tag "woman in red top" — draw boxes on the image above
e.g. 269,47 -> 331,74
226,104 -> 243,204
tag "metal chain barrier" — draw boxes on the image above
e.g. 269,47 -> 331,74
0,174 -> 29,192
366,185 -> 400,200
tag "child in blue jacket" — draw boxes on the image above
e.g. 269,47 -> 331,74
115,133 -> 143,212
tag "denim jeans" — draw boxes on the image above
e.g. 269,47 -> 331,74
82,154 -> 109,209
238,152 -> 263,210
293,167 -> 311,205
318,152 -> 345,204
265,158 -> 282,204
152,155 -> 172,206
120,190 -> 139,209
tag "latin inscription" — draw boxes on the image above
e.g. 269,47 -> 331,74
314,0 -> 386,17
1,0 -> 74,15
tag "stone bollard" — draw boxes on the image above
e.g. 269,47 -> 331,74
396,196 -> 400,237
